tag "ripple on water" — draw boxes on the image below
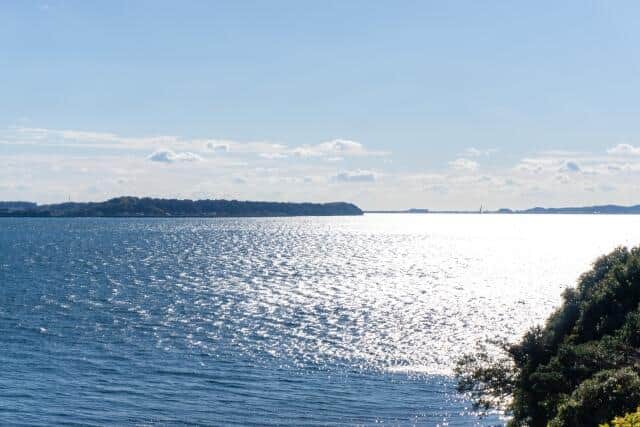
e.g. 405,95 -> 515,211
3,214 -> 640,424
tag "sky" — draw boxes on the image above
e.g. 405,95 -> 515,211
2,1 -> 640,210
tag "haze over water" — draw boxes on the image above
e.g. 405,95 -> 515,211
3,214 -> 640,425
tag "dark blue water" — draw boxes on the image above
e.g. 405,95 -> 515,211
0,218 -> 504,425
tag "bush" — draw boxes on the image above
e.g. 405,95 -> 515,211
550,368 -> 640,426
601,406 -> 640,427
456,247 -> 640,427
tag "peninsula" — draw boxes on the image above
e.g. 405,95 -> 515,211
0,197 -> 363,218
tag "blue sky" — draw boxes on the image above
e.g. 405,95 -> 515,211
2,1 -> 640,209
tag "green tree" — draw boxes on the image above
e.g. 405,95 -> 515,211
456,247 -> 640,426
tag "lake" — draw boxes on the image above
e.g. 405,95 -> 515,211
3,214 -> 640,425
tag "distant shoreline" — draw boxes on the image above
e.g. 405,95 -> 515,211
4,198 -> 640,217
366,204 -> 640,215
0,197 -> 364,218
365,211 -> 640,215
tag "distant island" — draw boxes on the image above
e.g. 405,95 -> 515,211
0,197 -> 363,218
366,204 -> 640,215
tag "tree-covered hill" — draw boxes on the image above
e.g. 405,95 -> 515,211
0,196 -> 363,217
456,246 -> 640,426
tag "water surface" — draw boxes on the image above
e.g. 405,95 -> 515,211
3,214 -> 640,425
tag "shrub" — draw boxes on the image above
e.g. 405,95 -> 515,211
550,368 -> 640,426
456,247 -> 640,427
600,406 -> 640,427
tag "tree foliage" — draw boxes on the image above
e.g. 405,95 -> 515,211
601,406 -> 640,427
456,246 -> 640,426
0,196 -> 364,217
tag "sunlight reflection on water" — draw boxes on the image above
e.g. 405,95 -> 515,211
3,214 -> 640,424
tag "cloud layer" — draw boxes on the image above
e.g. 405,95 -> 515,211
608,144 -> 640,156
449,158 -> 479,171
5,126 -> 640,211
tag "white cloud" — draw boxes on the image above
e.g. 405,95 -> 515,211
291,147 -> 322,158
317,139 -> 365,155
259,152 -> 288,159
333,170 -> 377,183
291,139 -> 388,158
6,128 -> 388,164
448,158 -> 478,171
424,184 -> 448,195
607,143 -> 640,156
147,149 -> 203,163
16,127 -> 181,149
514,150 -> 640,177
463,147 -> 497,157
562,161 -> 581,173
207,141 -> 230,153
514,157 -> 558,174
